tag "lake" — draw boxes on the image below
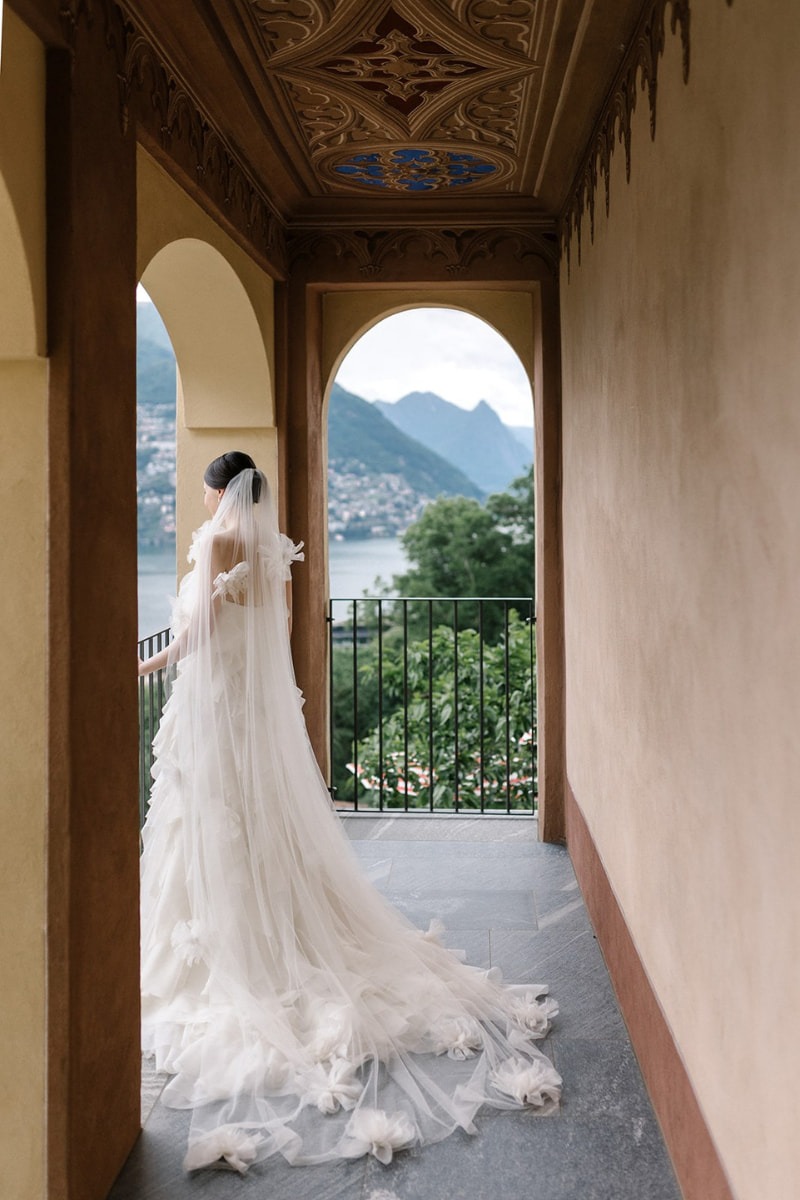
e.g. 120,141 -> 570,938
138,536 -> 408,639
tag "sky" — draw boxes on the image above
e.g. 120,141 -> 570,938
335,308 -> 533,428
137,290 -> 533,428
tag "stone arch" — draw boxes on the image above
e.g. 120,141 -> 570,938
301,285 -> 562,843
139,237 -> 276,560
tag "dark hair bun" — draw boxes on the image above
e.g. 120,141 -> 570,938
204,451 -> 261,502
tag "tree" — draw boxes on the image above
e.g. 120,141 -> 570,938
391,467 -> 534,601
330,469 -> 538,807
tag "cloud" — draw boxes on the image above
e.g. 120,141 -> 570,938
335,308 -> 533,426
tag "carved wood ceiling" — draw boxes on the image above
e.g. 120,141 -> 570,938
124,0 -> 647,228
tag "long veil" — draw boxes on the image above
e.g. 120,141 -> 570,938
140,468 -> 562,1172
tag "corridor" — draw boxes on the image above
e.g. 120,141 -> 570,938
110,817 -> 680,1200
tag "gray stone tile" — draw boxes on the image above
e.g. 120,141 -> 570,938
141,1056 -> 169,1125
491,930 -> 628,1041
385,849 -> 546,893
349,839 -> 542,865
552,1039 -> 654,1123
108,1101 -> 367,1200
342,816 -> 539,844
381,888 -> 537,931
438,928 -> 491,970
362,1110 -> 680,1200
358,855 -> 394,888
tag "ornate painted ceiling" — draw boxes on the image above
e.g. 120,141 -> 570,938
240,0 -> 543,195
124,0 -> 648,224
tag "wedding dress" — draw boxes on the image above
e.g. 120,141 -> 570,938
140,468 -> 562,1173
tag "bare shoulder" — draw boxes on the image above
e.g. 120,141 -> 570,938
210,530 -> 239,574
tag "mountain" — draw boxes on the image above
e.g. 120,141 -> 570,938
137,300 -> 173,352
137,335 -> 176,412
375,391 -> 532,494
328,383 -> 483,538
509,425 -> 535,451
136,305 -> 177,549
329,384 -> 482,497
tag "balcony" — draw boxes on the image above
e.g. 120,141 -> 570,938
110,816 -> 680,1199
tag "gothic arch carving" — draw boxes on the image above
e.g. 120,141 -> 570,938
288,224 -> 558,280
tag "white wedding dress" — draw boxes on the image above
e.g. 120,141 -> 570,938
140,469 -> 561,1173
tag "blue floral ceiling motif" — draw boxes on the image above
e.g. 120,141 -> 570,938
332,147 -> 499,191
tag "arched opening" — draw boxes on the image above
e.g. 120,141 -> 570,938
134,241 -> 277,791
0,9 -> 49,1195
133,237 -> 278,1123
327,302 -> 534,593
136,286 -> 177,637
324,302 -> 536,815
139,237 -> 276,567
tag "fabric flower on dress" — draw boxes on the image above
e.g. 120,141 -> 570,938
184,1125 -> 260,1173
212,560 -> 250,600
258,1046 -> 292,1090
506,989 -> 559,1039
304,1058 -> 363,1114
259,533 -> 305,582
431,1016 -> 483,1060
422,918 -> 446,943
307,1002 -> 353,1062
342,1108 -> 416,1164
170,919 -> 206,966
186,520 -> 213,564
491,1056 -> 562,1107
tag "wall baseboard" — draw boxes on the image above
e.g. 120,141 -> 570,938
565,783 -> 735,1200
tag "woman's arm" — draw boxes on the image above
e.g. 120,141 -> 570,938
138,645 -> 170,677
138,532 -> 237,677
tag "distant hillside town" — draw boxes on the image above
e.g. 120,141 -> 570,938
136,304 -> 533,549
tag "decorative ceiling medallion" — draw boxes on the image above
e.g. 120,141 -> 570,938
318,9 -> 486,119
265,0 -> 537,141
329,147 -> 501,191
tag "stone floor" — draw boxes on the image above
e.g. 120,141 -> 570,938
109,815 -> 681,1200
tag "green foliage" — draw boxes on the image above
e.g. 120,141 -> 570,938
330,468 -> 538,809
331,607 -> 536,812
380,466 -> 534,641
392,466 -> 534,603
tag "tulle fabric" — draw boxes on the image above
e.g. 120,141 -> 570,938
140,468 -> 562,1173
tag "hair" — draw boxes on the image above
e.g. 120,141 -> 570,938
204,451 -> 262,503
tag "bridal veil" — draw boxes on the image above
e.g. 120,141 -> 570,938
139,467 -> 561,1172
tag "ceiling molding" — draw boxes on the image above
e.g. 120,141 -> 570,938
287,225 -> 559,282
115,2 -> 289,277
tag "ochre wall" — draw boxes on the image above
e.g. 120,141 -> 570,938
0,14 -> 48,1199
559,5 -> 800,1198
137,147 -> 277,568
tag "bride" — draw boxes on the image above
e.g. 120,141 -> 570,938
137,451 -> 561,1174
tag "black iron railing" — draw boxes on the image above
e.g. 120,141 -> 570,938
138,597 -> 538,824
138,627 -> 170,827
328,597 -> 537,815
